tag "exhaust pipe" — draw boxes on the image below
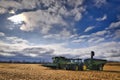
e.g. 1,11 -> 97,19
91,51 -> 95,60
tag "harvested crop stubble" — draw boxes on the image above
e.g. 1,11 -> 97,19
0,63 -> 120,80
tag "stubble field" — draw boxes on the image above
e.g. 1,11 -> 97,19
0,63 -> 120,80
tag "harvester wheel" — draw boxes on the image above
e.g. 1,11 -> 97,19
63,66 -> 67,70
75,66 -> 78,71
99,65 -> 103,71
83,65 -> 87,70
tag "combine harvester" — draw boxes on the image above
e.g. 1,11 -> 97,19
43,51 -> 107,71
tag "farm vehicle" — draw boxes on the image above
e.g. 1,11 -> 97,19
43,51 -> 107,71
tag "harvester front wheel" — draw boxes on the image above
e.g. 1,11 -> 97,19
99,65 -> 103,71
75,66 -> 78,71
83,65 -> 87,70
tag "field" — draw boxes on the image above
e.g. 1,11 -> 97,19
0,63 -> 120,80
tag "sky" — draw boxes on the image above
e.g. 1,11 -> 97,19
0,0 -> 120,62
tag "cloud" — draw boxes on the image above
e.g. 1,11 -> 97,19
72,39 -> 85,43
0,0 -> 41,14
88,37 -> 105,43
109,21 -> 120,29
0,32 -> 5,37
43,28 -> 72,40
114,30 -> 120,39
21,47 -> 54,57
5,36 -> 29,44
0,7 -> 7,14
84,26 -> 94,32
96,14 -> 107,21
39,41 -> 120,61
8,10 -> 67,33
8,13 -> 26,24
72,30 -> 108,44
106,21 -> 120,40
0,33 -> 29,54
93,0 -> 107,8
0,34 -> 120,61
0,34 -> 54,58
92,30 -> 107,36
0,0 -> 120,62
5,0 -> 85,39
79,35 -> 90,39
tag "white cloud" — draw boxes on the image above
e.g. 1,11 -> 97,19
5,0 -> 85,39
0,0 -> 21,9
0,32 -> 5,37
88,37 -> 104,43
0,35 -> 30,57
93,0 -> 107,8
39,41 -> 120,61
75,12 -> 82,21
8,10 -> 67,32
0,34 -> 120,61
114,30 -> 120,39
79,35 -> 90,39
0,52 -> 15,57
43,28 -> 71,40
21,47 -> 54,57
5,36 -> 29,44
109,21 -> 120,29
84,26 -> 94,32
0,0 -> 41,13
0,35 -> 29,53
0,7 -> 7,14
92,30 -> 107,36
0,0 -> 119,62
96,14 -> 107,21
106,21 -> 120,40
67,0 -> 84,7
8,14 -> 26,24
72,39 -> 85,43
72,29 -> 108,44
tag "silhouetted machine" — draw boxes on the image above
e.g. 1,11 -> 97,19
43,51 -> 107,71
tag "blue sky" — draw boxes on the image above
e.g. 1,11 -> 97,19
0,0 -> 120,62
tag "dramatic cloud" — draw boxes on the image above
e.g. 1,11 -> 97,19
4,0 -> 86,39
0,33 -> 54,59
0,0 -> 119,62
51,41 -> 120,61
0,33 -> 120,61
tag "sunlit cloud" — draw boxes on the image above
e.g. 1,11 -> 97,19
8,14 -> 26,24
